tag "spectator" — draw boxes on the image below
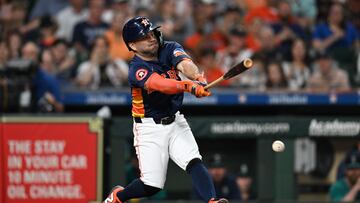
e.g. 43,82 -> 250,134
236,163 -> 256,201
151,0 -> 192,42
104,12 -> 134,61
102,0 -> 132,24
6,30 -> 23,60
265,60 -> 288,90
337,142 -> 360,180
245,17 -> 265,52
24,45 -> 64,113
75,36 -> 128,89
199,49 -> 229,87
217,6 -> 243,37
236,53 -> 267,90
72,0 -> 109,51
240,0 -> 268,11
0,1 -> 28,37
17,14 -> 58,47
184,0 -> 227,56
216,28 -> 253,74
21,41 -> 39,63
307,52 -> 350,92
39,49 -> 56,75
51,39 -> 76,82
347,0 -> 360,32
282,39 -> 311,91
34,50 -> 63,113
272,0 -> 307,59
30,0 -> 69,20
55,0 -> 88,42
312,3 -> 359,54
38,15 -> 58,49
0,41 -> 9,69
135,6 -> 152,18
255,25 -> 283,62
193,153 -> 240,200
286,0 -> 317,28
329,152 -> 360,202
243,0 -> 278,26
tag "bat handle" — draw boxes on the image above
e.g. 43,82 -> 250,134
204,76 -> 224,90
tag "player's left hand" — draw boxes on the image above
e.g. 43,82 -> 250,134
183,81 -> 211,98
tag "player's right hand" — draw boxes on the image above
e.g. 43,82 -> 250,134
194,74 -> 208,87
182,81 -> 211,98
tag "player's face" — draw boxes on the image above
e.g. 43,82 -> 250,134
208,167 -> 226,183
131,31 -> 159,58
346,168 -> 360,185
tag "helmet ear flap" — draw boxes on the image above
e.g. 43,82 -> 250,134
154,28 -> 164,48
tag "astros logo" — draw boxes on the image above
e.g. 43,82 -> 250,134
141,18 -> 150,27
136,69 -> 148,81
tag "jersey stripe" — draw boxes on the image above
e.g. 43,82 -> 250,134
132,88 -> 145,117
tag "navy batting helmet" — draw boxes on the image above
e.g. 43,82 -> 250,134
122,16 -> 163,51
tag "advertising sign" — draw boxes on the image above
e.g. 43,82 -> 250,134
0,117 -> 103,203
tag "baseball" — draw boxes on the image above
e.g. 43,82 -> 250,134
272,140 -> 285,152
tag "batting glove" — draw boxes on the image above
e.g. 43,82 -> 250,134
183,81 -> 211,98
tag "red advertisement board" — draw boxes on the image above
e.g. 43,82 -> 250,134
1,123 -> 4,203
0,117 -> 103,203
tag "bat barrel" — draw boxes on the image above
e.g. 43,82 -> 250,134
205,58 -> 254,89
244,58 -> 253,68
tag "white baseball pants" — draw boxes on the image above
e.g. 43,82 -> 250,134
132,112 -> 202,188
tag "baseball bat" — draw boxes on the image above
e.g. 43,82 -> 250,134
204,58 -> 253,90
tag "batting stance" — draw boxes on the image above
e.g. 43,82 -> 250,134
103,17 -> 228,203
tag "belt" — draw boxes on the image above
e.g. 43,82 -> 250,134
134,115 -> 176,125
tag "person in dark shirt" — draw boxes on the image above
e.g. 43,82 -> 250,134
236,163 -> 257,201
32,49 -> 63,113
330,152 -> 360,202
194,154 -> 240,200
72,0 -> 108,51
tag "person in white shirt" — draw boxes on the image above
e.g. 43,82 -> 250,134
56,0 -> 88,41
102,0 -> 132,24
282,39 -> 310,91
76,36 -> 128,89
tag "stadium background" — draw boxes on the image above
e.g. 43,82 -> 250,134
0,0 -> 359,202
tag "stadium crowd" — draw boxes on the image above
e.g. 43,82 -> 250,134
0,0 -> 359,112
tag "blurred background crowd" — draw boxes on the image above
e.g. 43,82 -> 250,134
0,0 -> 359,113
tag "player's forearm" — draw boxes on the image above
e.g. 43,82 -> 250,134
145,73 -> 185,94
176,59 -> 202,80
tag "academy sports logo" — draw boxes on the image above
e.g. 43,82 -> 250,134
136,69 -> 148,81
173,48 -> 187,57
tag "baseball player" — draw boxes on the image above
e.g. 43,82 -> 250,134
103,17 -> 229,203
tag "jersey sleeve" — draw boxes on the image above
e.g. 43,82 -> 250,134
128,64 -> 154,88
167,42 -> 192,67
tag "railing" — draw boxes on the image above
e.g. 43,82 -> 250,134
62,87 -> 360,106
